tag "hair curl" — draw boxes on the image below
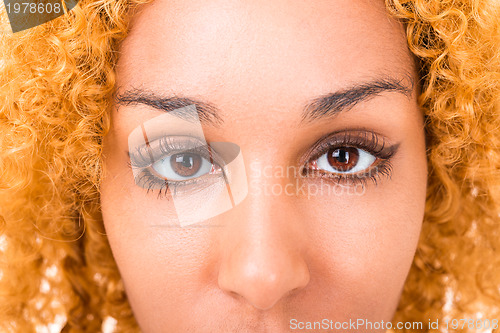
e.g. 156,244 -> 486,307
0,0 -> 499,331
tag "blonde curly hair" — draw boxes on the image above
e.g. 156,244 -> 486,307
0,0 -> 499,331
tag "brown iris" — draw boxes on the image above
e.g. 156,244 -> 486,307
170,153 -> 202,177
327,147 -> 359,172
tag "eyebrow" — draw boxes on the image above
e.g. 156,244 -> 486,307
114,76 -> 413,126
114,87 -> 223,126
301,76 -> 413,123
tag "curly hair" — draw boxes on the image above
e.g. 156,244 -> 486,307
0,0 -> 499,331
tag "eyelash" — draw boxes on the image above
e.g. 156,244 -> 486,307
302,130 -> 398,188
134,168 -> 211,198
127,130 -> 398,198
128,137 -> 225,198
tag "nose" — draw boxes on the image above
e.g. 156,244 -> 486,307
217,179 -> 310,311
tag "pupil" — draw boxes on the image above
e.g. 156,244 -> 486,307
171,153 -> 202,177
336,149 -> 349,163
178,155 -> 194,168
327,147 -> 359,171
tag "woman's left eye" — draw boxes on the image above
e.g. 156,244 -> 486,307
151,152 -> 220,181
310,147 -> 376,174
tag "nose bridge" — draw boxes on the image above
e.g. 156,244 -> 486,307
217,167 -> 310,310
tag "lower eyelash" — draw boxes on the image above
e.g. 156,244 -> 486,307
131,160 -> 393,196
303,159 -> 394,188
134,169 -> 170,199
134,167 -> 222,199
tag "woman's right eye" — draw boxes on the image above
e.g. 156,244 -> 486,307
151,152 -> 221,181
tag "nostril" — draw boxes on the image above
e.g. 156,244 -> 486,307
215,188 -> 311,311
218,257 -> 310,311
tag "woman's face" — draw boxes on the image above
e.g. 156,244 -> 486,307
100,0 -> 427,331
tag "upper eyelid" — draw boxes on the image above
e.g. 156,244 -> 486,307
305,130 -> 396,162
129,136 -> 225,168
128,130 -> 397,169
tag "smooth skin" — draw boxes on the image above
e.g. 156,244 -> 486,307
100,0 -> 428,332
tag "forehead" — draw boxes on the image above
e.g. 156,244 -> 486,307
116,0 -> 414,114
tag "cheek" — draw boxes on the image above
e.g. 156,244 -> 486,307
303,146 -> 427,312
100,137 -> 214,328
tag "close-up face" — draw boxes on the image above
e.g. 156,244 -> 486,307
100,0 -> 428,332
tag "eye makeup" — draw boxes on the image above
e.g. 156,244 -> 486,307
129,136 -> 215,168
302,129 -> 400,187
128,136 -> 228,196
128,128 -> 399,200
